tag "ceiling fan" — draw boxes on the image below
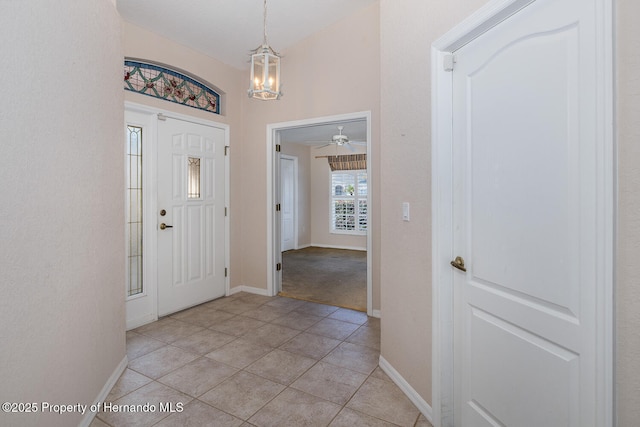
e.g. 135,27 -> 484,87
313,126 -> 366,152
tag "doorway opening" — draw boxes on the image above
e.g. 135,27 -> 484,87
266,112 -> 372,315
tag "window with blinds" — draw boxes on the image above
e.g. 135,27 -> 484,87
331,170 -> 367,234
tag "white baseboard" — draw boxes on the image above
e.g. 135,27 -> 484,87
229,285 -> 270,296
378,355 -> 433,424
371,309 -> 381,318
295,243 -> 312,250
79,355 -> 128,427
310,243 -> 367,251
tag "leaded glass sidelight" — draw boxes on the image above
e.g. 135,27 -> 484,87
188,157 -> 201,199
126,126 -> 143,297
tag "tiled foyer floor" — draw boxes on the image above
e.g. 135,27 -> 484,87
91,293 -> 433,427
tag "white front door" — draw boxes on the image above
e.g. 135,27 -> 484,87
452,0 -> 605,425
157,117 -> 226,316
280,155 -> 296,252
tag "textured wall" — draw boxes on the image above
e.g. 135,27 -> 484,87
379,0 -> 488,403
0,1 -> 125,426
615,0 -> 640,424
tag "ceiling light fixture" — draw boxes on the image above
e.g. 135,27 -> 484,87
248,0 -> 282,100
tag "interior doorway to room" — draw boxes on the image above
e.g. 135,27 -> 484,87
268,112 -> 372,315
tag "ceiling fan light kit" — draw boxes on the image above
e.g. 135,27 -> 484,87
248,0 -> 282,100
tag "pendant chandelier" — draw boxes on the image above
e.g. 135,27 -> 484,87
248,0 -> 282,100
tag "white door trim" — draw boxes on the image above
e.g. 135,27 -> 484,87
430,1 -> 614,426
124,101 -> 230,329
280,154 -> 299,251
266,111 -> 373,316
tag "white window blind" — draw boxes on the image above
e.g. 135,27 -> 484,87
331,170 -> 367,234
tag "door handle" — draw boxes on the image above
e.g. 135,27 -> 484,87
450,256 -> 466,272
159,223 -> 173,230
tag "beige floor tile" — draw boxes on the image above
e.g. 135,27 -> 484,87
237,293 -> 274,305
241,305 -> 292,322
306,318 -> 360,340
364,316 -> 381,329
89,416 -> 111,427
240,323 -> 301,348
107,368 -> 153,401
329,408 -> 399,427
290,361 -> 367,405
133,318 -> 205,343
369,366 -> 393,383
346,377 -> 420,427
279,332 -> 341,360
345,325 -> 381,350
172,307 -> 236,328
327,308 -> 369,325
209,315 -> 267,337
205,338 -> 273,369
97,381 -> 192,427
415,413 -> 434,427
126,332 -> 166,360
246,349 -> 316,385
248,388 -> 341,427
296,301 -> 340,317
128,345 -> 199,379
270,311 -> 324,331
158,357 -> 238,397
171,329 -> 236,355
199,371 -> 285,420
321,342 -> 380,375
264,296 -> 306,311
210,298 -> 263,315
154,399 -> 243,427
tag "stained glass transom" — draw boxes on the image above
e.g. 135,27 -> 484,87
124,60 -> 220,114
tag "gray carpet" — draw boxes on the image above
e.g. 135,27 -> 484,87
280,247 -> 367,312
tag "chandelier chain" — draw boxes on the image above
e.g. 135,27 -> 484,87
263,0 -> 268,45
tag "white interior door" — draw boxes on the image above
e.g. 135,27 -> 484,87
157,117 -> 226,316
452,0 -> 603,425
280,155 -> 296,252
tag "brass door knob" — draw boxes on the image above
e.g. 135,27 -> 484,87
160,223 -> 173,230
450,256 -> 466,272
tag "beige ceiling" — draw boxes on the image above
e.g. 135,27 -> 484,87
117,0 -> 378,70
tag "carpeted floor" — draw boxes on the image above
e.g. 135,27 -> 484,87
280,246 -> 367,312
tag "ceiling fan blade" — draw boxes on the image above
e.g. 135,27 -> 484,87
345,143 -> 356,152
314,143 -> 332,149
349,140 -> 367,146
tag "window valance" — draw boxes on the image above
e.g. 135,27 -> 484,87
327,154 -> 367,172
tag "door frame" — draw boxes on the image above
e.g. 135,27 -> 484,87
124,101 -> 230,329
430,1 -> 614,426
266,111 -> 373,316
280,154 -> 299,251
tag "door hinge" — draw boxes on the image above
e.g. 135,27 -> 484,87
276,203 -> 281,212
157,113 -> 167,121
275,144 -> 281,152
276,262 -> 282,272
224,146 -> 229,156
443,54 -> 455,72
225,207 -> 228,216
225,267 -> 228,277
